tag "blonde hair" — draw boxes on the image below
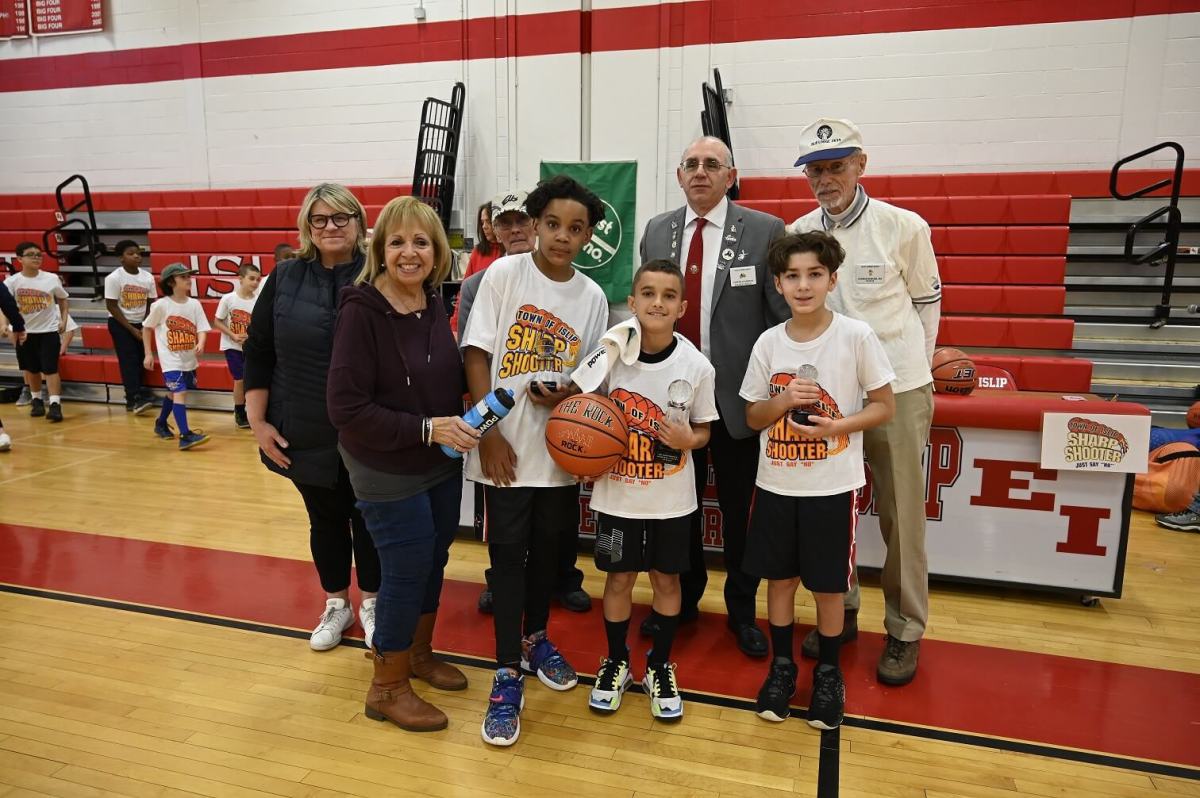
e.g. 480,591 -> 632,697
295,183 -> 368,262
356,196 -> 452,289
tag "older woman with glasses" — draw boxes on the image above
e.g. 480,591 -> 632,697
243,182 -> 382,653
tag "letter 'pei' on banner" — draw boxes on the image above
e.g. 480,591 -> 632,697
1040,412 -> 1150,473
539,160 -> 637,303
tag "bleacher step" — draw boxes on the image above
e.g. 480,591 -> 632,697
1067,305 -> 1200,321
1065,289 -> 1200,307
1089,359 -> 1200,384
1065,276 -> 1200,288
1075,322 -> 1200,342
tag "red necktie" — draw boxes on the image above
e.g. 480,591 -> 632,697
679,217 -> 706,346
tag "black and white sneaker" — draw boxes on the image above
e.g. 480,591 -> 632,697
755,660 -> 797,722
588,657 -> 631,713
807,664 -> 845,730
30,397 -> 45,418
643,661 -> 683,721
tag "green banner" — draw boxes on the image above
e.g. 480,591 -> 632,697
539,160 -> 637,303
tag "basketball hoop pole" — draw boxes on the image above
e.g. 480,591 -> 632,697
817,728 -> 840,798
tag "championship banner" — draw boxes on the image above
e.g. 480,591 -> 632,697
538,160 -> 636,303
30,0 -> 102,35
0,0 -> 30,39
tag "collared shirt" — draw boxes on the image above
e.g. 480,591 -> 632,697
681,195 -> 729,358
789,189 -> 941,393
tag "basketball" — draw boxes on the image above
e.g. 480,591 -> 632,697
545,393 -> 629,478
931,347 -> 977,395
1187,401 -> 1200,429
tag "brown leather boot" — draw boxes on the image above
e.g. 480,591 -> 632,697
409,612 -> 468,691
364,650 -> 448,732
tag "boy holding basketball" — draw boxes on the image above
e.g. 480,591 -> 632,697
463,175 -> 610,747
212,262 -> 262,429
740,232 -> 895,729
583,259 -> 718,721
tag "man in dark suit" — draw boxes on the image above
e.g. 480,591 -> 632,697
639,136 -> 789,657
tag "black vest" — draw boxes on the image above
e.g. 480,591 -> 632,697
264,254 -> 363,487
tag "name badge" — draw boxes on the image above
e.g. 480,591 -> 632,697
730,266 -> 756,287
857,263 -> 886,285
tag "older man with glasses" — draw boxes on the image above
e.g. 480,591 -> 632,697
638,136 -> 789,658
788,118 -> 942,686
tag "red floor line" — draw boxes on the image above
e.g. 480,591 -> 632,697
2,523 -> 1197,768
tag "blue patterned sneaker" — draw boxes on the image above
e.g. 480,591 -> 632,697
481,667 -> 525,747
520,630 -> 578,691
642,661 -> 683,721
588,657 -> 631,713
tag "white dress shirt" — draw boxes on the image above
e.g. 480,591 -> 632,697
681,196 -> 729,359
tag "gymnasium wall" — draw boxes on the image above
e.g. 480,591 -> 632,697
0,0 -> 1197,235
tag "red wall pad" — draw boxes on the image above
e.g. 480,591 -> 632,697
58,354 -> 113,384
941,286 -> 1066,316
938,257 -> 1067,286
933,227 -> 1069,256
938,317 -> 1075,350
1017,357 -> 1095,393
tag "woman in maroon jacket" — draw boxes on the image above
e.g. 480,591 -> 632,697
327,196 -> 481,733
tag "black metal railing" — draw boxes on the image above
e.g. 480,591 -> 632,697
412,82 -> 466,233
700,68 -> 738,200
1109,142 -> 1186,328
43,174 -> 103,299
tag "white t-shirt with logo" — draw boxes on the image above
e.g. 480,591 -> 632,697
589,336 -> 719,519
739,314 -> 895,497
5,271 -> 68,334
214,291 -> 258,352
103,268 -> 157,325
144,296 -> 211,373
463,253 -> 609,487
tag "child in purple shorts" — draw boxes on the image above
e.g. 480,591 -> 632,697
212,263 -> 261,429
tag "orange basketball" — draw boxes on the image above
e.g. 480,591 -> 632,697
931,347 -> 977,396
545,393 -> 629,478
1187,401 -> 1200,429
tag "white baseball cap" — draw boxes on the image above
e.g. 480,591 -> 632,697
491,190 -> 529,222
793,118 -> 864,167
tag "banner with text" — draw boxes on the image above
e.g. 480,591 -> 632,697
0,0 -> 30,38
30,0 -> 102,35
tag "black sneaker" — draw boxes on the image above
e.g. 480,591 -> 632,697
807,664 -> 845,730
234,408 -> 251,429
556,589 -> 592,613
477,588 -> 494,614
30,397 -> 45,417
755,660 -> 797,722
132,396 -> 156,415
154,421 -> 176,440
46,401 -> 63,423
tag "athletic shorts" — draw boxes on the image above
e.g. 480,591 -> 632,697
482,484 -> 578,547
162,370 -> 197,394
224,349 -> 245,380
743,488 -> 857,593
16,332 -> 61,375
594,512 -> 691,574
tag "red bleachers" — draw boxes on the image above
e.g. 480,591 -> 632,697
0,209 -> 61,230
942,285 -> 1065,316
970,355 -> 1093,393
938,316 -> 1075,350
738,195 -> 1071,226
148,253 -> 276,276
938,256 -> 1066,286
148,230 -> 300,254
149,205 -> 385,230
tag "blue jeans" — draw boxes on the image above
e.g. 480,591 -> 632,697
356,474 -> 462,653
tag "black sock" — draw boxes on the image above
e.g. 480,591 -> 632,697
235,403 -> 245,414
769,622 -> 794,664
604,617 -> 630,662
648,611 -> 679,666
818,633 -> 841,668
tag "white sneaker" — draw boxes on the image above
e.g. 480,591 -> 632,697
359,597 -> 377,650
15,387 -> 31,407
0,431 -> 10,452
309,598 -> 354,651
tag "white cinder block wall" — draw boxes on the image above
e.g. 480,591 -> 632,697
0,0 -> 1196,238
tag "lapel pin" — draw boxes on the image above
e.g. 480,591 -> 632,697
737,250 -> 747,261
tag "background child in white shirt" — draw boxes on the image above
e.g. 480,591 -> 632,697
6,242 -> 69,423
213,263 -> 261,429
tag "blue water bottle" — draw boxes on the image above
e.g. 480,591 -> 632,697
441,388 -> 516,458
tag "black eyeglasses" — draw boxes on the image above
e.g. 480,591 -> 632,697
308,212 -> 357,229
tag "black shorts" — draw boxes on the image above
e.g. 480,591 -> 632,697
743,488 -> 857,593
16,332 -> 61,375
594,512 -> 691,574
482,484 -> 579,546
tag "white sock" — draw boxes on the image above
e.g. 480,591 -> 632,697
49,395 -> 61,405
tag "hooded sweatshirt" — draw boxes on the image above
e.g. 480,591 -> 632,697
327,282 -> 466,482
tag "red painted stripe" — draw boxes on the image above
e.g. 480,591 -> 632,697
2,522 -> 1197,767
3,2 -> 1200,92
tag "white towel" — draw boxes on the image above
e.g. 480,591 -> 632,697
570,317 -> 642,394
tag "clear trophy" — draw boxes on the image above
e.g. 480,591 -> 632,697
655,378 -> 694,466
790,364 -> 819,427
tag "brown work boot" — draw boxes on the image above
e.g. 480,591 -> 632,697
410,612 -> 468,691
799,609 -> 858,659
364,650 -> 448,732
876,635 -> 920,686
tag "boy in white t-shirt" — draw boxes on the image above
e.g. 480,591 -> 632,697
7,242 -> 69,423
103,240 -> 157,414
212,263 -> 261,429
142,263 -> 212,451
583,260 -> 718,722
463,175 -> 610,747
739,232 -> 895,730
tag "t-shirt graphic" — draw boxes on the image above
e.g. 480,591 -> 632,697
230,308 -> 251,337
764,372 -> 850,465
166,315 -> 198,352
497,304 -> 582,381
120,284 -> 149,311
14,288 -> 51,315
608,388 -> 685,482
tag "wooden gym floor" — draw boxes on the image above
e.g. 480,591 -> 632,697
1,401 -> 1198,797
